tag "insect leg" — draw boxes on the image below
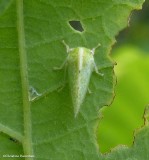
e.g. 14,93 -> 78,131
57,63 -> 67,92
91,43 -> 101,55
62,40 -> 74,53
53,58 -> 68,92
99,62 -> 117,69
94,63 -> 104,76
87,88 -> 92,94
62,40 -> 71,53
53,57 -> 68,70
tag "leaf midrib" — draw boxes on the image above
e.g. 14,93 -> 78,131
16,0 -> 33,159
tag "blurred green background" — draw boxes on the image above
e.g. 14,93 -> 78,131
97,0 -> 149,153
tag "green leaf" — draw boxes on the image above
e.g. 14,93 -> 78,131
0,0 -> 144,160
102,106 -> 149,160
98,46 -> 149,153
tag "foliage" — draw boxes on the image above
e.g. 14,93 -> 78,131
98,46 -> 149,153
0,0 -> 145,160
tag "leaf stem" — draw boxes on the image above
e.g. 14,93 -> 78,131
16,0 -> 33,159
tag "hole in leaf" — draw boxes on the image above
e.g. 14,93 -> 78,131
9,137 -> 19,143
69,20 -> 84,32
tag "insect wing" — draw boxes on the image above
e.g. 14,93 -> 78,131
68,48 -> 94,116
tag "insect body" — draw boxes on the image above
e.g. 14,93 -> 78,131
55,41 -> 103,117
